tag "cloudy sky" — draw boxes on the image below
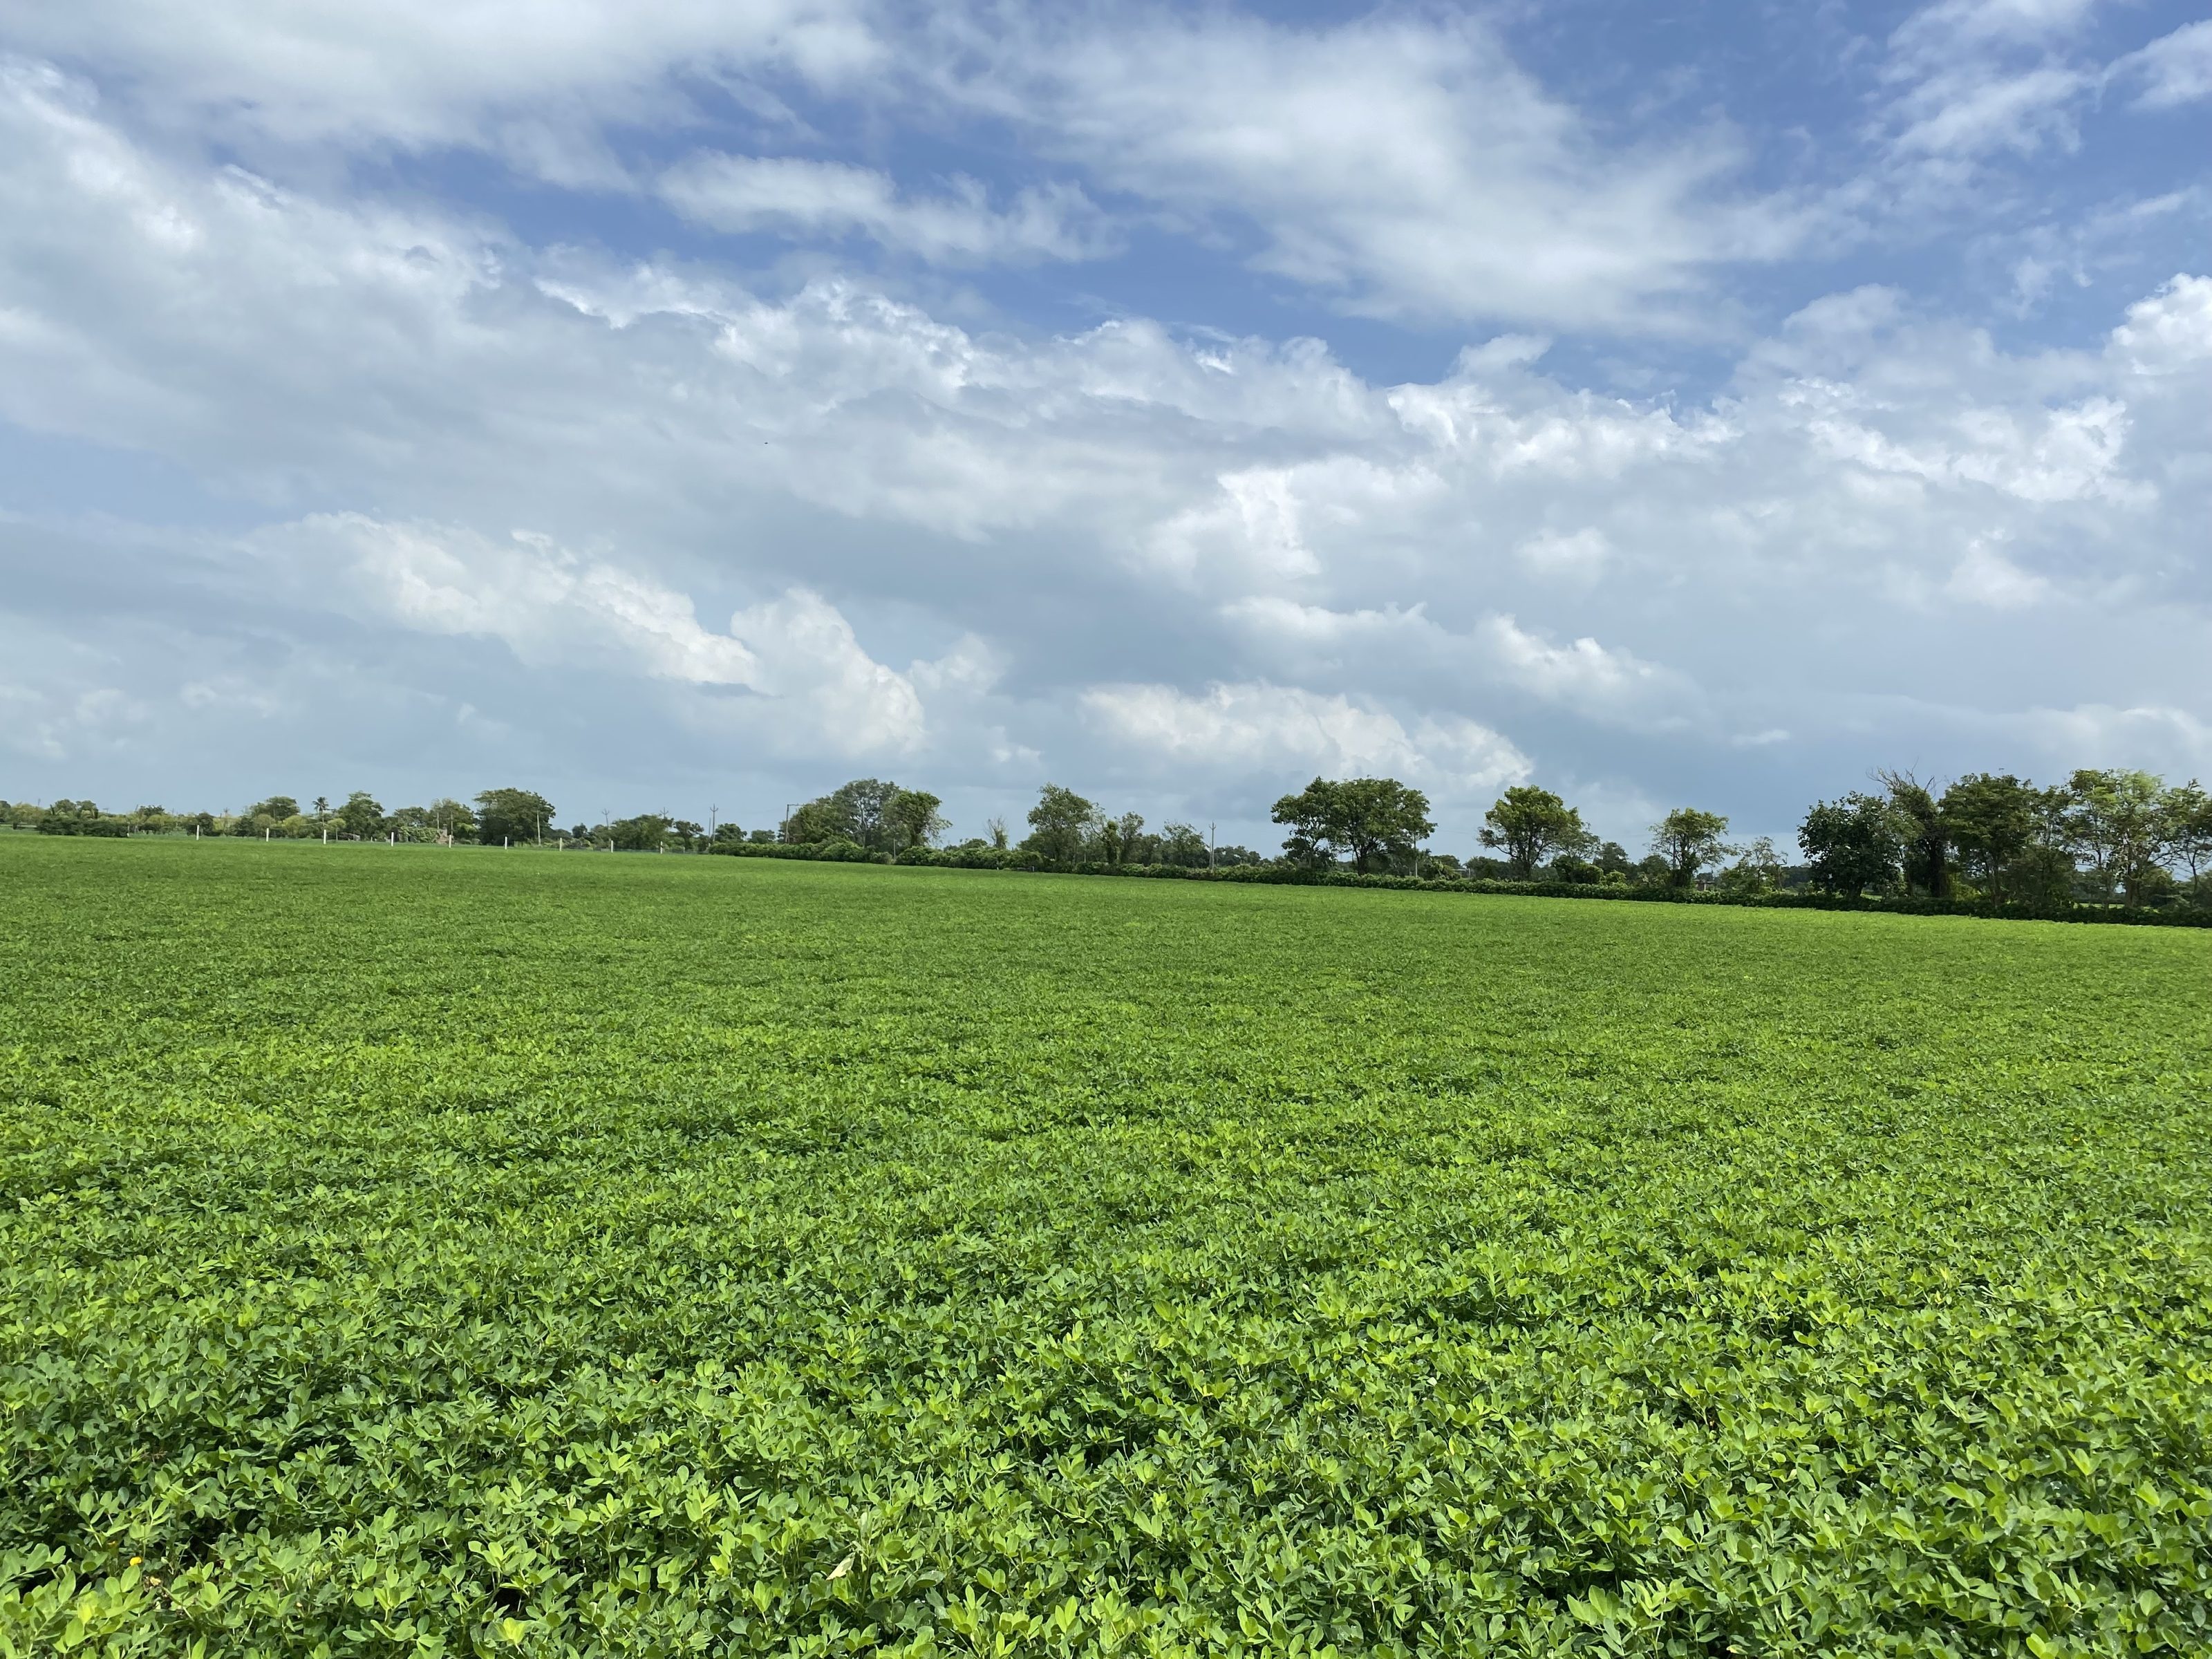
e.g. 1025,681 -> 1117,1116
2,1 -> 2208,850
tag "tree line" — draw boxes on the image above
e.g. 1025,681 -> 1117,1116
8,765 -> 2209,910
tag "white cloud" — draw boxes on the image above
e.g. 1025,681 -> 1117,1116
2109,274 -> 2212,373
1870,0 -> 2103,202
660,153 -> 1112,265
277,514 -> 933,757
1223,597 -> 1695,729
1888,64 -> 2090,158
2,1 -> 881,176
1475,615 -> 1681,718
1081,681 -> 1528,795
2117,20 -> 2212,110
939,12 -> 1792,330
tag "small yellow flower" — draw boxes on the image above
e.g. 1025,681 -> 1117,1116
130,1557 -> 142,1566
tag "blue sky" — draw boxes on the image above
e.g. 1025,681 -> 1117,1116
1,0 -> 2208,850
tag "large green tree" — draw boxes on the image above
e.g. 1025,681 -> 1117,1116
1273,777 -> 1434,874
1797,794 -> 1908,895
2059,769 -> 2168,904
1477,786 -> 1588,880
337,792 -> 384,838
884,788 -> 948,852
1940,773 -> 2036,901
1649,808 -> 1733,888
1024,785 -> 1100,863
2164,780 -> 2212,901
476,788 -> 556,845
609,814 -> 674,852
781,800 -> 847,844
1877,771 -> 1952,897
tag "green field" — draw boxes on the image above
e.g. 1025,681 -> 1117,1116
3,837 -> 2209,1658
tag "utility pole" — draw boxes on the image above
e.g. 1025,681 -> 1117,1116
1208,823 -> 1216,872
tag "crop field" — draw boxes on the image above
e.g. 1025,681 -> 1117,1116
2,837 -> 2209,1658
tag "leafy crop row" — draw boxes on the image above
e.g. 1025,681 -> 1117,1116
3,838 -> 2209,1656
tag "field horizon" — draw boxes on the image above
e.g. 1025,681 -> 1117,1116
4,836 -> 2209,1656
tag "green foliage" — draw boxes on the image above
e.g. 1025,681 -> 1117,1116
883,789 -> 948,854
1649,808 -> 1732,888
1479,787 -> 1590,881
608,812 -> 675,852
2059,769 -> 2169,906
1878,773 -> 1953,898
3,838 -> 2211,1656
782,782 -> 944,854
1942,774 -> 2038,902
1799,794 -> 1910,895
1275,777 -> 1436,874
1715,836 -> 1785,894
1024,783 -> 1100,863
339,791 -> 385,839
476,787 -> 556,845
2166,781 -> 2212,891
30,800 -> 131,838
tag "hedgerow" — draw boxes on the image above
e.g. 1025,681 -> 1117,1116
3,838 -> 2210,1656
706,840 -> 2212,926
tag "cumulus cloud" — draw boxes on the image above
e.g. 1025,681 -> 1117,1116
660,153 -> 1112,265
2109,274 -> 2212,372
1081,682 -> 1528,796
273,514 -> 936,758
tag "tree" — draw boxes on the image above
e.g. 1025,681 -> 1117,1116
335,791 -> 384,838
1649,807 -> 1732,888
1157,823 -> 1209,868
1716,836 -> 1785,894
424,800 -> 478,845
1024,785 -> 1100,863
1797,794 -> 1908,894
1478,787 -> 1589,881
1940,773 -> 2035,901
782,800 -> 845,843
1274,777 -> 1435,874
825,779 -> 903,850
477,788 -> 556,845
985,817 -> 1009,851
1096,811 -> 1145,865
2164,781 -> 2212,903
884,789 -> 948,852
1877,771 -> 1951,897
2059,769 -> 2168,904
610,813 -> 674,852
251,795 -> 299,823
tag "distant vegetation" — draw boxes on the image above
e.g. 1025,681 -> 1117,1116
8,763 -> 2209,910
